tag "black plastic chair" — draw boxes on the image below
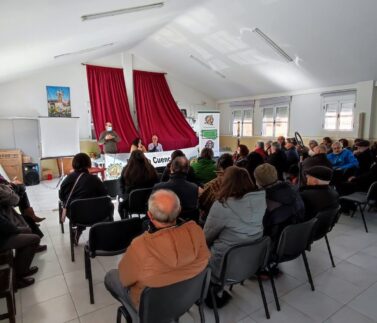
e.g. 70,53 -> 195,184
179,208 -> 200,223
209,237 -> 273,322
108,267 -> 211,323
69,196 -> 114,262
85,218 -> 143,304
339,181 -> 377,233
310,206 -> 341,267
269,218 -> 317,311
103,179 -> 121,200
127,188 -> 153,218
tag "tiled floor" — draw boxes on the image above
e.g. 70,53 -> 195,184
2,179 -> 377,322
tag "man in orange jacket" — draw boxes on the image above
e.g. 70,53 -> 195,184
105,189 -> 210,309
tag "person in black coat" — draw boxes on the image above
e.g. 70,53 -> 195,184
285,138 -> 299,171
0,184 -> 40,289
153,156 -> 201,222
300,166 -> 339,220
267,142 -> 287,181
354,140 -> 375,175
160,149 -> 197,184
254,164 -> 305,251
59,153 -> 108,244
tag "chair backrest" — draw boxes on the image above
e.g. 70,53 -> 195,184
88,218 -> 143,257
219,237 -> 270,286
275,218 -> 317,263
70,196 -> 114,226
103,179 -> 120,199
139,267 -> 211,323
128,188 -> 153,214
367,181 -> 377,202
311,207 -> 340,242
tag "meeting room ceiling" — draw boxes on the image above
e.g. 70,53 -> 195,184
2,0 -> 377,99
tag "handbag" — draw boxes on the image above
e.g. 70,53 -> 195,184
60,173 -> 84,223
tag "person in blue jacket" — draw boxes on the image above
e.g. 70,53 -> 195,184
327,141 -> 359,185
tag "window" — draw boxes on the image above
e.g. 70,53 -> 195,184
322,91 -> 356,131
232,109 -> 253,137
261,106 -> 289,137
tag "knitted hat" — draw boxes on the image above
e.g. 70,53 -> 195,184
254,163 -> 278,187
305,166 -> 333,181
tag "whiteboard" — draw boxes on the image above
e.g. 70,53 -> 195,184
39,117 -> 80,158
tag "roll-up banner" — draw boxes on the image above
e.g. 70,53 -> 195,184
197,111 -> 220,157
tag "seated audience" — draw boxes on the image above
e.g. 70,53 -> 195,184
233,144 -> 249,166
153,157 -> 201,221
339,138 -> 351,150
267,142 -> 287,181
322,136 -> 333,153
277,136 -> 286,151
245,152 -> 265,185
254,141 -> 267,160
191,148 -> 216,184
338,163 -> 377,213
118,150 -> 158,218
327,141 -> 359,184
265,140 -> 273,156
0,184 -> 41,288
254,164 -> 305,251
147,134 -> 163,152
300,166 -> 339,220
204,166 -> 265,277
199,153 -> 233,217
285,138 -> 299,170
371,141 -> 377,159
301,144 -> 332,185
353,140 -> 375,175
0,174 -> 45,222
160,150 -> 197,183
59,153 -> 108,243
308,140 -> 318,157
105,189 -> 210,309
352,138 -> 363,151
130,137 -> 147,153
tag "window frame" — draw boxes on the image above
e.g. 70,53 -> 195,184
231,108 -> 254,137
261,105 -> 289,138
322,93 -> 356,133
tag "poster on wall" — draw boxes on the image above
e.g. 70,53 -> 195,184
46,86 -> 71,117
197,111 -> 220,156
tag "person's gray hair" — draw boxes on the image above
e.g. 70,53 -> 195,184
265,140 -> 273,146
256,141 -> 264,149
332,141 -> 342,148
309,140 -> 318,147
317,144 -> 327,154
148,189 -> 181,223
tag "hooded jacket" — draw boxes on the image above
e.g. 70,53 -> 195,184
191,158 -> 216,184
204,191 -> 265,276
118,220 -> 210,308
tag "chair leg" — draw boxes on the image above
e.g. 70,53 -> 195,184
324,235 -> 336,268
118,306 -> 132,323
257,275 -> 270,319
69,223 -> 75,262
6,293 -> 16,323
210,286 -> 220,323
117,306 -> 122,323
229,284 -> 233,291
269,267 -> 280,311
87,256 -> 94,304
84,250 -> 89,279
198,303 -> 205,323
302,252 -> 314,291
359,203 -> 369,233
60,221 -> 64,234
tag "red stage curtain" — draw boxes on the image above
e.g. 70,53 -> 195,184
133,70 -> 198,150
86,65 -> 138,153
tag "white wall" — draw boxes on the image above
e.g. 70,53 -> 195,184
0,52 -> 216,139
219,80 -> 376,140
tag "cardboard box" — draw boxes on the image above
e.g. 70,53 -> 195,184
0,149 -> 23,181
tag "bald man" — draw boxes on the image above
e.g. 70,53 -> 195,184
104,190 -> 210,309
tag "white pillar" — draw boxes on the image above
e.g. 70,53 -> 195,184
122,52 -> 138,130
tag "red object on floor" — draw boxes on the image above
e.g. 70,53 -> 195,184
47,174 -> 53,180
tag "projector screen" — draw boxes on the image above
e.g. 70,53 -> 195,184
39,117 -> 80,158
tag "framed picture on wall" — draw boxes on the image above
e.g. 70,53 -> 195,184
46,86 -> 71,117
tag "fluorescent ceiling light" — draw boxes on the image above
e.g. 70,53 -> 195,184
81,2 -> 164,21
189,55 -> 226,79
252,28 -> 293,62
54,43 -> 114,59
